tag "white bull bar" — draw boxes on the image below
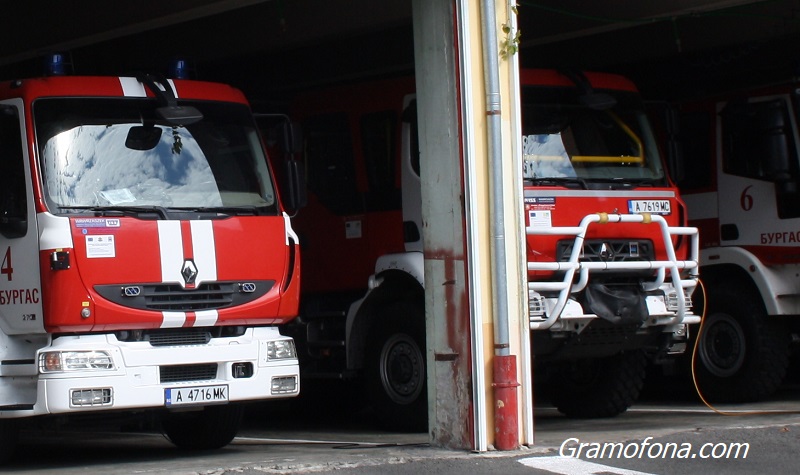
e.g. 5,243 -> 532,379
527,213 -> 699,330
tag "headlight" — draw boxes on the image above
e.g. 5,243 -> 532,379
266,340 -> 297,360
39,350 -> 115,373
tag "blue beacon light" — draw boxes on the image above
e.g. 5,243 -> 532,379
169,59 -> 191,79
45,53 -> 69,76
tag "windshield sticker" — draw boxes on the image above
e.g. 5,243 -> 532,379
98,188 -> 136,205
528,210 -> 553,228
86,235 -> 116,258
345,220 -> 362,239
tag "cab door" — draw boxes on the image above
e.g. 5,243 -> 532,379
717,95 -> 800,249
0,99 -> 45,335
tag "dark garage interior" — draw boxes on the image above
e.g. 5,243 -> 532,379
4,1 -> 800,104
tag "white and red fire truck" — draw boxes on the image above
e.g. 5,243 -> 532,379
655,80 -> 800,402
0,61 -> 303,461
281,69 -> 699,430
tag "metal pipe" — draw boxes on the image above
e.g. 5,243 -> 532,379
481,0 -> 509,357
480,0 -> 519,451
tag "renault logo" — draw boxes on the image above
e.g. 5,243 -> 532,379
181,259 -> 198,284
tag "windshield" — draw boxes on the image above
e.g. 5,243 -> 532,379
521,87 -> 666,184
35,98 -> 277,214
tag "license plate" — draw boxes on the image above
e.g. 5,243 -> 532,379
165,385 -> 229,406
628,200 -> 671,215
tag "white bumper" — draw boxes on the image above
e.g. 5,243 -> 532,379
32,327 -> 298,415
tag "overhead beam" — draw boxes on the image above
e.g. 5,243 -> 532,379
523,0 -> 767,46
0,0 -> 271,67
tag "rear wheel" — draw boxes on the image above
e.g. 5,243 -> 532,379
161,404 -> 244,450
694,286 -> 789,402
366,300 -> 428,432
551,350 -> 647,418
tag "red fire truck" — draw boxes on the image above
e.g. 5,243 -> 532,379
0,60 -> 304,461
655,80 -> 800,402
282,69 -> 698,430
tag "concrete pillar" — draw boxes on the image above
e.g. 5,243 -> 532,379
412,0 -> 529,451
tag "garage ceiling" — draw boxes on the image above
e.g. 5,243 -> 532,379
3,0 -> 800,101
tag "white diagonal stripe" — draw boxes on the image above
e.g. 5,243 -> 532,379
518,456 -> 656,475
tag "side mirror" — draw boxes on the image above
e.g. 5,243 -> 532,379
284,159 -> 307,211
0,216 -> 27,239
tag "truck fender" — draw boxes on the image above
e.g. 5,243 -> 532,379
700,246 -> 800,315
344,251 -> 424,370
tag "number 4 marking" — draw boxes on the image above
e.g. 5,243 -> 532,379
2,247 -> 12,281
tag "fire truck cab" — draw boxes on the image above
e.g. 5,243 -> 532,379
657,80 -> 800,402
0,62 -> 303,462
282,69 -> 699,429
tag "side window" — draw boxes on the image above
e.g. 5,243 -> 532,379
0,105 -> 27,238
675,110 -> 713,190
360,110 -> 401,211
403,100 -> 421,177
721,98 -> 796,182
302,113 -> 362,215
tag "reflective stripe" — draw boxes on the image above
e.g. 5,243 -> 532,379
190,221 -> 217,285
157,221 -> 183,284
161,311 -> 186,328
195,310 -> 218,327
118,77 -> 179,98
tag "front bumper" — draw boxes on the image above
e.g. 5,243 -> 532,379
32,327 -> 298,416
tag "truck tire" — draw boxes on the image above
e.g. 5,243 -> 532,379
694,286 -> 789,402
0,419 -> 19,463
551,350 -> 647,418
366,301 -> 428,432
161,404 -> 244,450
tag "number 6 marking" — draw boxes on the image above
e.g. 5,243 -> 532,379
740,185 -> 753,211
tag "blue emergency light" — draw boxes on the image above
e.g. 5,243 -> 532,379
169,59 -> 195,79
45,53 -> 71,76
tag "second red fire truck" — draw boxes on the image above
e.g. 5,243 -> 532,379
281,69 -> 699,430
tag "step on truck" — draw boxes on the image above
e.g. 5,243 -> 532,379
0,58 -> 304,462
654,79 -> 800,402
281,69 -> 699,430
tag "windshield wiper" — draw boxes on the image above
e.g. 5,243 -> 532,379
59,205 -> 169,219
583,177 -> 664,188
527,177 -> 588,189
169,205 -> 263,216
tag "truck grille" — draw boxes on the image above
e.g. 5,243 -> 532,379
149,328 -> 210,346
144,283 -> 233,310
94,280 -> 274,311
557,239 -> 654,263
160,363 -> 218,383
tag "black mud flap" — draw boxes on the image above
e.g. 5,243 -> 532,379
584,283 -> 648,325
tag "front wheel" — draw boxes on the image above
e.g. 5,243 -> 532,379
161,404 -> 244,450
551,350 -> 648,418
693,286 -> 789,402
366,300 -> 428,432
